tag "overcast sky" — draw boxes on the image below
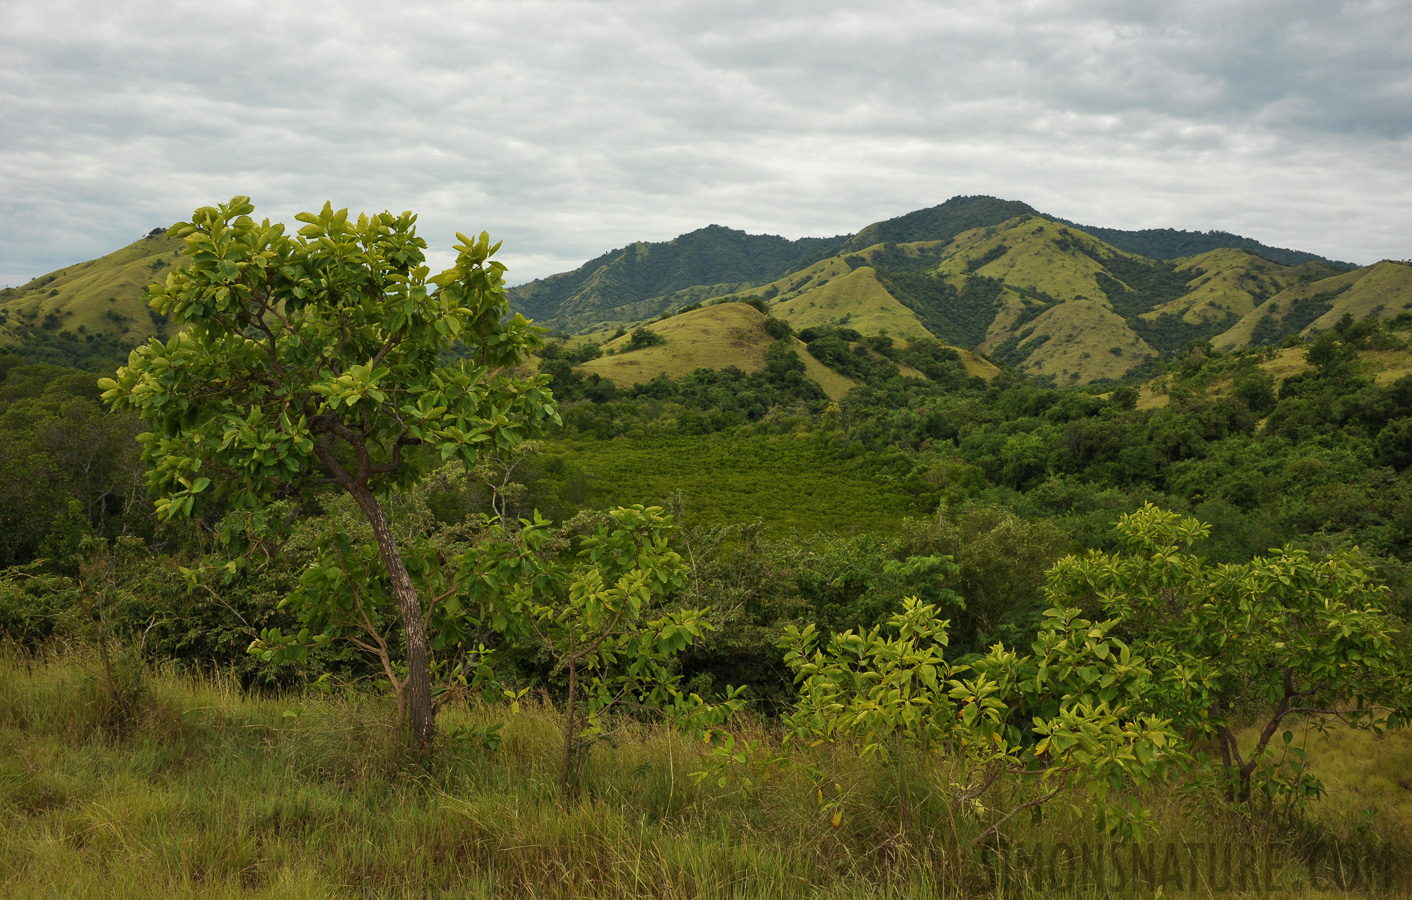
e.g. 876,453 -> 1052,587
2,0 -> 1409,288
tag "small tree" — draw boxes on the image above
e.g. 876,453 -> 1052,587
100,197 -> 558,757
623,327 -> 666,353
779,597 -> 1178,847
70,534 -> 154,735
1047,504 -> 1412,809
252,491 -> 495,729
470,505 -> 715,795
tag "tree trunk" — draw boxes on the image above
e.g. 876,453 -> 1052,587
561,658 -> 579,796
349,486 -> 436,762
896,730 -> 912,841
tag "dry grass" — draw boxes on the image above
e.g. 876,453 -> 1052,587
1215,261 -> 1412,351
933,217 -> 1130,308
772,268 -> 934,340
1143,249 -> 1306,326
577,304 -> 775,384
3,647 -> 1410,898
995,299 -> 1157,384
981,288 -> 1043,344
1140,335 -> 1412,410
792,338 -> 860,400
953,348 -> 1000,381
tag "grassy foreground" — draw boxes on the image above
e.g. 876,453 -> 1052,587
1,648 -> 1407,899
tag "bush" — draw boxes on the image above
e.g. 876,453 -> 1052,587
624,328 -> 666,352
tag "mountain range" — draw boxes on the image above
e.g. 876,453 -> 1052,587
4,196 -> 1409,384
506,196 -> 1409,384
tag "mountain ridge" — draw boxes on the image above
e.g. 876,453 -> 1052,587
3,198 -> 1398,385
505,196 -> 1360,342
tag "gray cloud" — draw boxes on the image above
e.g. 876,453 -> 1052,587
2,0 -> 1409,289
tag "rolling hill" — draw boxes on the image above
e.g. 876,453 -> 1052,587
574,303 -> 860,400
9,196 -> 1404,388
1213,260 -> 1412,350
507,224 -> 849,335
508,199 -> 1400,386
571,302 -> 998,398
1135,317 -> 1412,412
0,230 -> 185,368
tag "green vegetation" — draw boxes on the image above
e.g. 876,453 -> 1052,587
99,198 -> 558,755
6,203 -> 1412,898
1049,505 -> 1409,807
507,225 -> 847,333
5,646 -> 1407,898
1053,222 -> 1354,269
841,196 -> 1039,253
565,303 -> 859,401
880,272 -> 1003,347
497,201 -> 1408,387
529,431 -> 931,534
0,357 -> 151,568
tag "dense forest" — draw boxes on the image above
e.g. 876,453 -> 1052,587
12,310 -> 1412,678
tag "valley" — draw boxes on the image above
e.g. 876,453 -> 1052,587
3,196 -> 1411,898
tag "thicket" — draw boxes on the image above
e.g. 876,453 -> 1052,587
880,272 -> 1005,348
0,322 -> 140,371
1054,222 -> 1353,269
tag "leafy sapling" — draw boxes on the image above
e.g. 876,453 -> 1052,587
468,505 -> 729,795
777,595 -> 1178,846
1046,503 -> 1412,810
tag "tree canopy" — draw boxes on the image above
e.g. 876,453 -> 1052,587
100,197 -> 559,753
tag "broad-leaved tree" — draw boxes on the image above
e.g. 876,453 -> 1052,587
100,197 -> 558,755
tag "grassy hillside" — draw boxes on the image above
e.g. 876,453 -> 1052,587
4,647 -> 1406,898
11,202 -> 1406,384
759,215 -> 1311,384
771,267 -> 933,339
933,217 -> 1127,305
1138,320 -> 1412,409
948,345 -> 1001,380
1214,260 -> 1412,350
1055,220 -> 1356,267
574,303 -> 860,400
1137,249 -> 1327,326
505,196 -> 1360,351
0,232 -> 183,368
988,298 -> 1157,384
981,287 -> 1046,342
578,304 -> 774,380
841,195 -> 1039,253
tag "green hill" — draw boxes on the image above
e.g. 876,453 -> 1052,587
505,197 -> 1357,344
11,200 -> 1403,386
839,196 -> 1039,253
1052,220 -> 1358,268
506,225 -> 847,334
0,231 -> 185,369
1139,249 -> 1341,327
1214,260 -> 1412,350
574,303 -> 861,400
530,206 -> 1411,386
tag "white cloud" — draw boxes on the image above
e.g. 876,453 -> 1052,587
2,0 -> 1409,289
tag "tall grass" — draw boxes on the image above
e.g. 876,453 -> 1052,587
1,646 -> 1407,898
